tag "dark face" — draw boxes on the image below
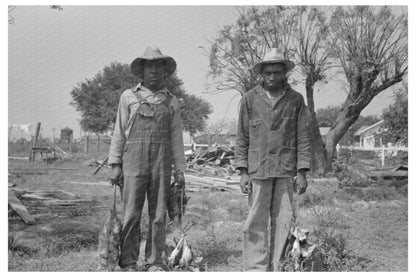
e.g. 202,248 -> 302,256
143,60 -> 167,87
261,63 -> 287,91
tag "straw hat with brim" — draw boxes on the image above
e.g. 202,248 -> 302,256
253,48 -> 295,75
130,47 -> 177,78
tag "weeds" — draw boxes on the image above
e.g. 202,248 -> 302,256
309,204 -> 372,271
297,192 -> 326,208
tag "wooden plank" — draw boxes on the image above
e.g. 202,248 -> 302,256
368,171 -> 408,178
8,188 -> 36,224
12,188 -> 79,199
63,180 -> 111,186
8,156 -> 29,160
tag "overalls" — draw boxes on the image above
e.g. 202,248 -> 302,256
119,92 -> 173,267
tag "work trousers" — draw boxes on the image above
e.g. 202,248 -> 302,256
243,177 -> 294,271
119,169 -> 170,267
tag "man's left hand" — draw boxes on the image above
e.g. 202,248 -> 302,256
294,170 -> 308,194
174,170 -> 185,189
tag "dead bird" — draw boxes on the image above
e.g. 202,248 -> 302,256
167,181 -> 189,223
97,184 -> 122,271
179,237 -> 193,269
168,234 -> 185,267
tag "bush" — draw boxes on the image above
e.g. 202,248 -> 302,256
311,227 -> 371,271
308,204 -> 371,271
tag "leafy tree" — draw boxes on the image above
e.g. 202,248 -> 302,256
316,105 -> 342,127
70,62 -> 136,134
70,62 -> 212,136
325,6 -> 407,166
316,105 -> 379,144
181,94 -> 212,137
380,86 -> 408,145
208,5 -> 407,172
207,6 -> 336,174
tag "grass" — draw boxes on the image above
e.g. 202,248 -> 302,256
8,153 -> 408,271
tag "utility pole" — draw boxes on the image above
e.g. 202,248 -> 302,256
52,128 -> 56,143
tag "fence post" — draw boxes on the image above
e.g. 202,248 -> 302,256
84,135 -> 89,153
29,122 -> 41,163
381,145 -> 385,167
97,134 -> 100,152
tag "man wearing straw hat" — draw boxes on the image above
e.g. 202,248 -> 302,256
235,48 -> 311,271
108,47 -> 186,271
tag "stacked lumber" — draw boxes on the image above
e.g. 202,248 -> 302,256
184,174 -> 240,193
9,188 -> 107,222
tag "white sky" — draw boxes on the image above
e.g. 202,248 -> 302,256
7,4 -> 406,138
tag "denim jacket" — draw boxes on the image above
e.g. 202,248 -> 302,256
235,84 -> 311,178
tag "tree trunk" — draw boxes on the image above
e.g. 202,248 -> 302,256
307,110 -> 328,175
305,75 -> 328,176
325,99 -> 361,170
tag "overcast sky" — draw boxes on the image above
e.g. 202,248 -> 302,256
8,5 -> 405,138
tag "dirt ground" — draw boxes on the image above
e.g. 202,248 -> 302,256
8,155 -> 408,271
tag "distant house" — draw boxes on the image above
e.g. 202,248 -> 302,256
353,120 -> 384,148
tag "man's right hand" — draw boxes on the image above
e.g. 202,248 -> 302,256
110,164 -> 123,185
239,168 -> 251,194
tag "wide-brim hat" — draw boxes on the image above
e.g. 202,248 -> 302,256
130,47 -> 177,78
253,48 -> 295,75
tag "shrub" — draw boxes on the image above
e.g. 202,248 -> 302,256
307,204 -> 371,271
311,227 -> 370,271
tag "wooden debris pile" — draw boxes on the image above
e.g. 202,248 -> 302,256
184,145 -> 240,193
187,145 -> 235,168
9,188 -> 107,223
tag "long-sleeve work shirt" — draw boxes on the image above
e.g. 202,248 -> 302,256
108,83 -> 186,172
235,83 -> 311,178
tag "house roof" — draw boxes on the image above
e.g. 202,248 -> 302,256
353,120 -> 384,136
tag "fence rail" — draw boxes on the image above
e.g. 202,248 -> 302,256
337,145 -> 408,167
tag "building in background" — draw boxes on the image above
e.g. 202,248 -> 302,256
60,127 -> 73,143
353,120 -> 384,148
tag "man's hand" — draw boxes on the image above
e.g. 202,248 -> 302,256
239,168 -> 252,194
110,164 -> 123,186
174,170 -> 185,189
294,170 -> 308,194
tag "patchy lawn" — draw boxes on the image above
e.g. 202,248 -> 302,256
8,156 -> 408,271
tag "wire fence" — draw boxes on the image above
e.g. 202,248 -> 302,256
336,145 -> 408,167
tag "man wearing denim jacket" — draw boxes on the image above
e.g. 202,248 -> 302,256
235,48 -> 311,271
